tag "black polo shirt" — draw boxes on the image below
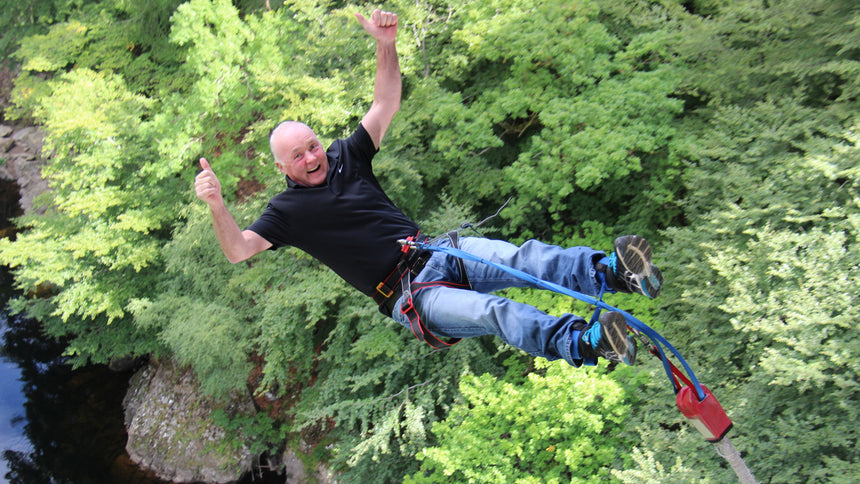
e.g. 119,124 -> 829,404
247,124 -> 419,297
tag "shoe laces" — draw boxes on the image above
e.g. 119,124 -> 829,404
607,252 -> 618,273
582,322 -> 603,349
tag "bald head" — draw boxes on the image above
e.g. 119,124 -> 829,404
269,121 -> 329,187
270,121 -> 310,163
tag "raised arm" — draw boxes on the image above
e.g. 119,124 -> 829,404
195,158 -> 271,263
355,9 -> 401,149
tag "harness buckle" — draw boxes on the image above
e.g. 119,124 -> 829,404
400,296 -> 414,315
375,282 -> 394,299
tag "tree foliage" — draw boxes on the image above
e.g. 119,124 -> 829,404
0,0 -> 858,481
622,1 -> 860,482
407,360 -> 645,484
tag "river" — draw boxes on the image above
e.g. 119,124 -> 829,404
0,176 -> 169,483
0,266 -> 174,483
0,317 -> 31,481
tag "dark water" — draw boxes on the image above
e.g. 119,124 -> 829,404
0,177 -> 168,483
0,268 -> 173,484
0,320 -> 30,480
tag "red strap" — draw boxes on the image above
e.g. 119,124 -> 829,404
401,281 -> 469,350
649,346 -> 694,391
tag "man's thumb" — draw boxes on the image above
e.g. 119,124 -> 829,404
199,157 -> 212,171
355,12 -> 370,29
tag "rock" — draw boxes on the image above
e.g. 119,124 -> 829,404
7,145 -> 34,162
283,451 -> 306,481
11,126 -> 34,142
123,358 -> 257,484
108,355 -> 145,372
0,124 -> 49,216
281,447 -> 338,484
21,129 -> 44,155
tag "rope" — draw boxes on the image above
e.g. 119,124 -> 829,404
459,196 -> 512,238
714,437 -> 759,484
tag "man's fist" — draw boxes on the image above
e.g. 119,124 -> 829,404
195,157 -> 223,206
355,9 -> 398,43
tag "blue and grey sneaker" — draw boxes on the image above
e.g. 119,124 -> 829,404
597,235 -> 663,299
579,311 -> 637,365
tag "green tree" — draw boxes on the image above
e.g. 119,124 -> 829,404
6,0 -> 858,481
0,0 -> 102,62
386,0 -> 689,242
619,1 -> 860,482
407,360 -> 645,484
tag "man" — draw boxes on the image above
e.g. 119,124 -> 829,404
195,10 -> 663,367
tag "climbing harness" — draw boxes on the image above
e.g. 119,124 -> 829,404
374,198 -> 511,348
400,232 -> 472,349
373,234 -> 432,316
398,236 -> 758,484
399,277 -> 470,349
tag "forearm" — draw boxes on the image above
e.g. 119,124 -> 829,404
195,156 -> 267,262
208,202 -> 255,264
372,39 -> 401,113
356,9 -> 400,147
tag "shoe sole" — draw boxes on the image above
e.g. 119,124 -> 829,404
614,235 -> 662,299
599,311 -> 632,364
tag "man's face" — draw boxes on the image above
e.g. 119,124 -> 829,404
271,122 -> 329,187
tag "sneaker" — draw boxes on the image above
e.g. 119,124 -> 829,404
579,312 -> 637,365
597,235 -> 663,299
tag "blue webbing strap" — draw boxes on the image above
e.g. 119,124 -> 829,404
405,239 -> 706,400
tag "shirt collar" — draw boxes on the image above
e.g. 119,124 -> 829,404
285,175 -> 301,189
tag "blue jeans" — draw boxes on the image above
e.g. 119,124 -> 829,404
390,237 -> 605,366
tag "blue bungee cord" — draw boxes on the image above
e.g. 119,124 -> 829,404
401,238 -> 706,401
401,237 -> 758,482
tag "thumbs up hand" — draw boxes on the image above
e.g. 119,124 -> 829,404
195,157 -> 223,207
355,9 -> 398,43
